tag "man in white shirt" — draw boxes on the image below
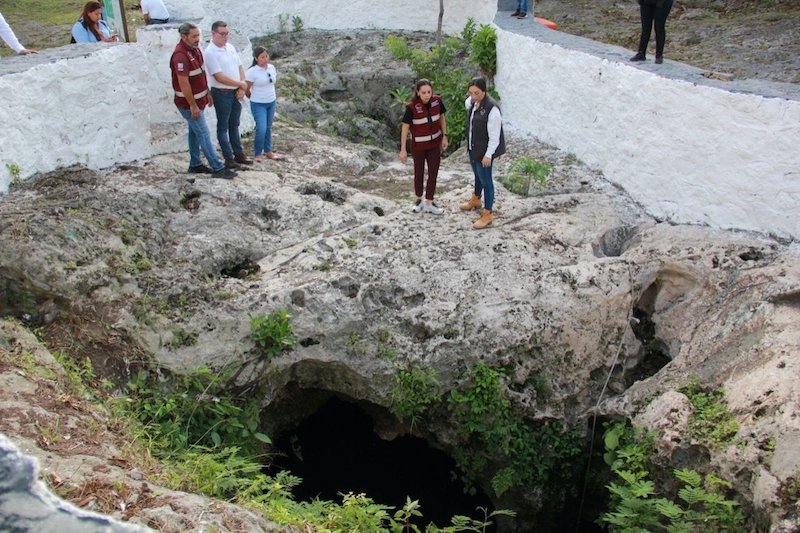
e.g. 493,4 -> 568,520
0,11 -> 36,54
140,0 -> 170,25
204,21 -> 252,168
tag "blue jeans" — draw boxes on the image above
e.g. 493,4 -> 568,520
470,156 -> 494,211
211,88 -> 244,161
250,100 -> 276,156
517,0 -> 527,14
177,107 -> 224,172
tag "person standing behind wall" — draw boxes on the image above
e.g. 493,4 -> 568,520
400,79 -> 448,215
460,77 -> 505,230
170,22 -> 237,179
205,21 -> 253,169
0,11 -> 37,54
630,0 -> 674,64
140,0 -> 170,25
71,1 -> 118,43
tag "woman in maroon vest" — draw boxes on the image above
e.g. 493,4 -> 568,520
399,79 -> 449,215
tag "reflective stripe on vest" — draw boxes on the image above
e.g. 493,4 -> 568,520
174,89 -> 209,99
412,113 -> 440,125
413,130 -> 442,143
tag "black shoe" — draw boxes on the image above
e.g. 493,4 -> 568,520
655,56 -> 663,64
224,159 -> 241,169
516,12 -> 528,19
510,10 -> 520,16
213,167 -> 237,179
630,52 -> 646,62
188,164 -> 213,174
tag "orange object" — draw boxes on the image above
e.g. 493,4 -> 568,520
535,17 -> 557,30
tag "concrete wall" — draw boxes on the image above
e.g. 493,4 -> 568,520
0,44 -> 151,188
495,28 -> 800,240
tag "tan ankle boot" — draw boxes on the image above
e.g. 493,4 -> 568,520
459,194 -> 482,211
472,209 -> 493,229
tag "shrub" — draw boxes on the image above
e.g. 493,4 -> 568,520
250,310 -> 295,358
501,156 -> 551,196
470,24 -> 497,80
600,421 -> 746,531
680,379 -> 739,447
390,364 -> 440,429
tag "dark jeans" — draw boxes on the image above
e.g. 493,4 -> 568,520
638,0 -> 674,57
412,147 -> 442,201
210,87 -> 244,161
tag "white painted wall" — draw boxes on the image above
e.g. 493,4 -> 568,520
495,30 -> 800,240
0,44 -> 151,188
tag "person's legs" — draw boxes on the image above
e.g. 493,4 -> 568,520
470,157 -> 484,199
211,88 -> 234,160
654,0 -> 674,58
637,3 -> 656,56
517,0 -> 527,15
412,150 -> 426,199
228,96 -> 244,157
179,108 -> 225,171
477,164 -> 494,211
424,148 -> 441,201
251,102 -> 266,156
264,100 -> 276,153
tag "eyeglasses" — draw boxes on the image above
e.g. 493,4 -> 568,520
215,31 -> 229,36
268,73 -> 273,83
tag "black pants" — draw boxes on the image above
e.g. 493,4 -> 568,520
638,0 -> 674,57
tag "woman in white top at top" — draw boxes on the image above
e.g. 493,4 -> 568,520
245,46 -> 279,162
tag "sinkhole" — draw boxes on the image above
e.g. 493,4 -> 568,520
268,394 -> 494,529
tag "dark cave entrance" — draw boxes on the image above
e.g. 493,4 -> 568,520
269,395 -> 494,528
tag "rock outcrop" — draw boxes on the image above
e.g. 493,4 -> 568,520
1,30 -> 798,532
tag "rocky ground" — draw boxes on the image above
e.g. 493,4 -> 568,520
1,17 -> 800,533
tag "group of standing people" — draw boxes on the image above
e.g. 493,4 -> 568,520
399,76 -> 504,230
170,21 -> 279,179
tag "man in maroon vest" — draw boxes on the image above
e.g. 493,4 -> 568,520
170,22 -> 236,179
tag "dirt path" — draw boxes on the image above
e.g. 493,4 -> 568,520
534,0 -> 800,85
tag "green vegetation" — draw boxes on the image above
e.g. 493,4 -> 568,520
500,156 -> 551,196
5,162 -> 21,185
680,379 -> 740,447
469,24 -> 497,80
277,13 -> 289,33
601,421 -> 746,531
448,363 -> 582,499
390,364 -> 441,429
291,15 -> 304,32
249,310 -> 295,358
123,366 -> 271,452
386,19 -> 499,151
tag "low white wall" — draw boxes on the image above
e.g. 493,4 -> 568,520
187,0 -> 496,39
0,44 -> 151,192
495,29 -> 800,240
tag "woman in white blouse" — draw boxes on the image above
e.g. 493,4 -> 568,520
245,46 -> 279,162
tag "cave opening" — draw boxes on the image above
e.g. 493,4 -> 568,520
268,395 -> 494,529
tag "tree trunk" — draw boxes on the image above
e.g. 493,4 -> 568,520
436,0 -> 444,44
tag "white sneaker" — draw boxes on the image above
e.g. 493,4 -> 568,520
423,202 -> 444,215
411,199 -> 423,213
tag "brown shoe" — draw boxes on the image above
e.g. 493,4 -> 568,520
472,209 -> 493,230
224,159 -> 240,169
234,154 -> 253,165
459,194 -> 482,211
